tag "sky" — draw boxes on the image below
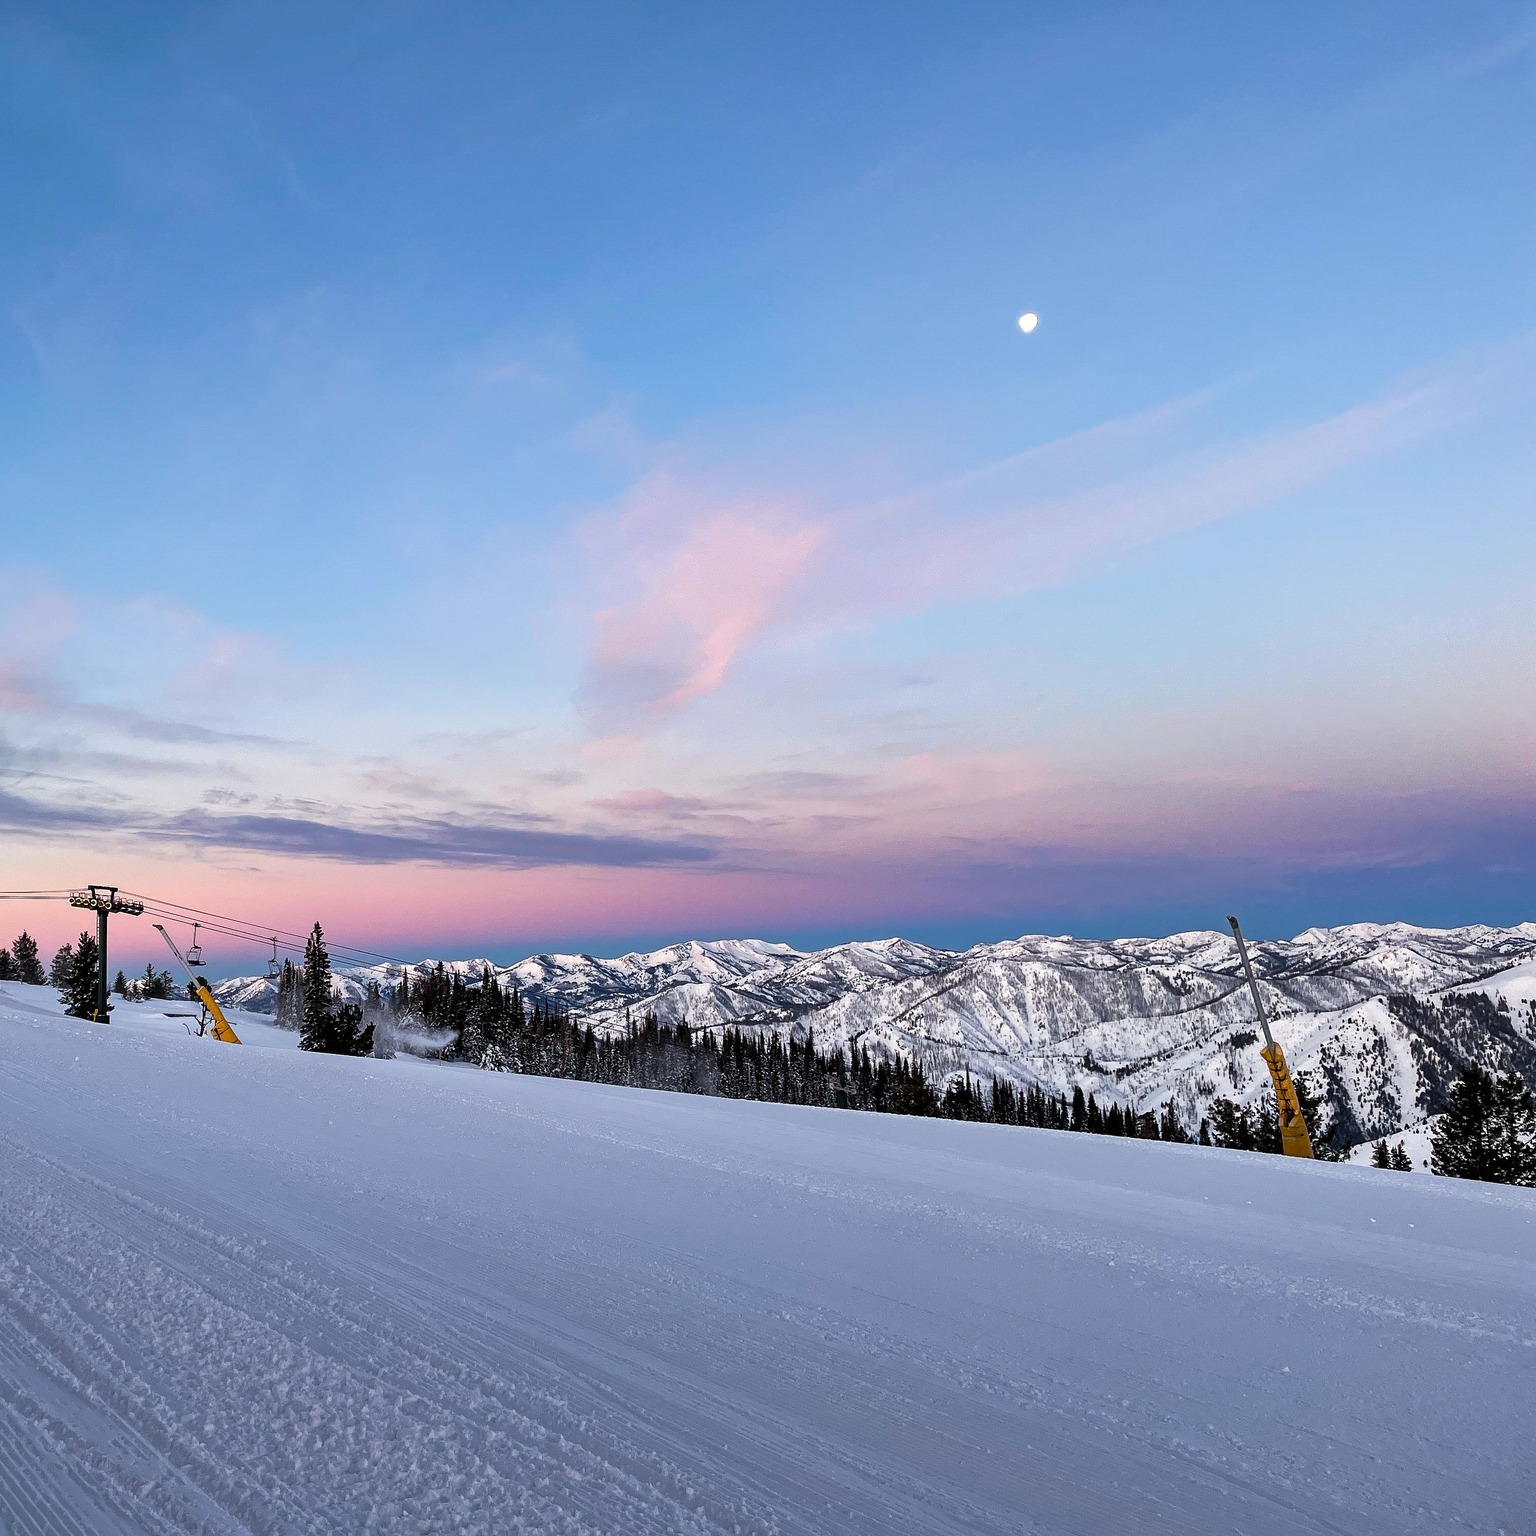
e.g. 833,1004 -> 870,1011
1,1 -> 1534,972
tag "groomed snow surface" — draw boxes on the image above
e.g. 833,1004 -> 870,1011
1,984 -> 1532,1535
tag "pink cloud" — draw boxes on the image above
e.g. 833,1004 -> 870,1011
584,474 -> 826,722
574,343 -> 1518,735
590,788 -> 714,817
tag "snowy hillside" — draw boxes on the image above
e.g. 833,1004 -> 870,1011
218,920 -> 1536,1146
1,983 -> 1532,1534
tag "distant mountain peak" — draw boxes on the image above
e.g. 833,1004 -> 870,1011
216,920 -> 1536,1148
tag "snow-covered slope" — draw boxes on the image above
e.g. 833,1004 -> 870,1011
218,920 -> 1536,1145
1,985 -> 1532,1534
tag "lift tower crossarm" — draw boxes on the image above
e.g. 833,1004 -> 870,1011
152,924 -> 242,1045
1227,915 -> 1313,1159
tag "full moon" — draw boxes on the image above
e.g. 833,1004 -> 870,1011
1017,312 -> 1038,333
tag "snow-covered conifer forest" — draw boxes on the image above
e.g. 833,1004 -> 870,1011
222,919 -> 1536,1158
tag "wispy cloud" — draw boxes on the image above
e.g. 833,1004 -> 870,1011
574,341 -> 1525,732
161,808 -> 715,868
811,342 -> 1512,625
0,783 -> 127,834
582,473 -> 826,725
0,774 -> 715,869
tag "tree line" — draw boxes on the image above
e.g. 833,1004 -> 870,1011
1,927 -> 190,1018
0,929 -> 110,1020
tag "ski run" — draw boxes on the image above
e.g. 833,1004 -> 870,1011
0,981 -> 1532,1535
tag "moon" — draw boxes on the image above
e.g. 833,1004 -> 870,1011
1017,312 -> 1038,334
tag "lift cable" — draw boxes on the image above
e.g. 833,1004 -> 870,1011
0,887 -> 415,972
123,891 -> 412,968
131,909 -> 305,956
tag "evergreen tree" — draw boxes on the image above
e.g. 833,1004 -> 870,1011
297,924 -> 373,1055
1253,1098 -> 1281,1155
112,969 -> 128,995
1389,1142 -> 1413,1172
1371,1140 -> 1392,1169
11,931 -> 44,985
1070,1085 -> 1087,1132
0,947 -> 15,981
60,931 -> 104,1019
1293,1072 -> 1348,1161
50,943 -> 75,987
331,1001 -> 375,1057
139,962 -> 175,1001
1207,1097 -> 1253,1151
1198,1117 -> 1212,1146
299,923 -> 334,1052
1430,1066 -> 1536,1186
275,958 -> 302,1029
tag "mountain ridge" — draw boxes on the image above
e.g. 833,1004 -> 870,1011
216,920 -> 1536,1148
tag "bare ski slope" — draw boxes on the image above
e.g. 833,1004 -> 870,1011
0,985 -> 1532,1535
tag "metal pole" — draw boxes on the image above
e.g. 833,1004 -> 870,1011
96,904 -> 109,1021
70,885 -> 141,1023
1226,915 -> 1274,1050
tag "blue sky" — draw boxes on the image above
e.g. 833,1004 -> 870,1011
1,2 -> 1533,967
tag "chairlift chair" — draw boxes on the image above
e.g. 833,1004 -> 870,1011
186,923 -> 204,968
266,938 -> 279,980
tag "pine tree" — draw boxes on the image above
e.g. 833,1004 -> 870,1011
1207,1097 -> 1252,1151
275,958 -> 301,1029
50,943 -> 75,987
1253,1098 -> 1280,1155
1431,1066 -> 1536,1186
1371,1140 -> 1392,1169
11,932 -> 44,985
139,961 -> 174,1001
1389,1142 -> 1413,1172
1070,1085 -> 1087,1132
60,931 -> 104,1019
299,923 -> 334,1053
0,947 -> 15,981
297,924 -> 373,1055
112,969 -> 128,995
1293,1071 -> 1348,1160
332,1001 -> 375,1057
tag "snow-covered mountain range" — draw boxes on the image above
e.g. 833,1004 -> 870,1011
217,921 -> 1536,1146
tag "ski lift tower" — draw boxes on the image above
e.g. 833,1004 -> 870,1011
69,885 -> 144,1021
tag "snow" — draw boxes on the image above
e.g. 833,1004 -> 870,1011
1348,1119 -> 1439,1173
1,982 -> 1533,1534
1452,954 -> 1536,1012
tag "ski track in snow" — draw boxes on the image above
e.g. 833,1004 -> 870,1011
0,994 -> 1533,1534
